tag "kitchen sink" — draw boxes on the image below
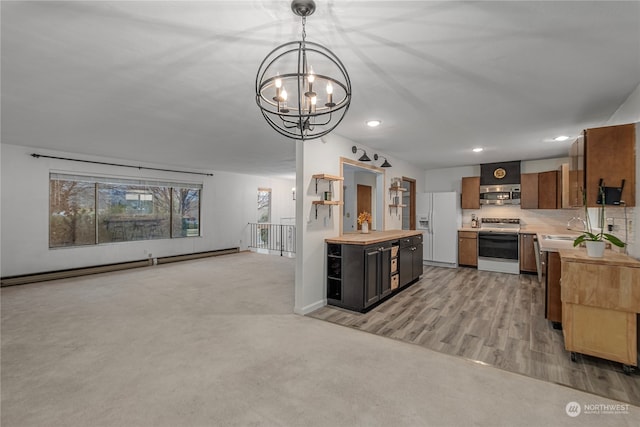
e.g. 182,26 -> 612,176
543,234 -> 576,241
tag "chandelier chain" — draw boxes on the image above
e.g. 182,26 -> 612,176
301,16 -> 307,43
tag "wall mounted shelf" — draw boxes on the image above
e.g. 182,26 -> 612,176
388,186 -> 407,215
311,174 -> 344,219
312,200 -> 343,219
312,174 -> 344,194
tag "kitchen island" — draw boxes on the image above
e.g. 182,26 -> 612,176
560,249 -> 640,373
326,230 -> 423,312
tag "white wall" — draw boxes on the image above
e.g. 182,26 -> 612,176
608,83 -> 640,125
294,134 -> 425,314
520,157 -> 570,173
425,165 -> 480,193
0,144 -> 295,277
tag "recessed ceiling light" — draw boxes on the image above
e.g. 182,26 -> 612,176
366,120 -> 381,128
554,135 -> 570,141
472,147 -> 483,153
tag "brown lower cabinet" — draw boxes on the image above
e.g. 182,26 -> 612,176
458,231 -> 477,267
545,251 -> 562,327
519,233 -> 537,273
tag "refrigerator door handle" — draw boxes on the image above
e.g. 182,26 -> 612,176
429,210 -> 434,233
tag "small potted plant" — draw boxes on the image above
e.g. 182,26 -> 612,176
357,211 -> 372,234
573,188 -> 624,257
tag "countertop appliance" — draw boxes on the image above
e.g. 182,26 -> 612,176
477,218 -> 520,274
416,192 -> 460,268
479,184 -> 521,205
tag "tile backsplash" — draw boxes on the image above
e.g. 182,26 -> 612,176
462,206 -> 580,229
462,206 -> 636,254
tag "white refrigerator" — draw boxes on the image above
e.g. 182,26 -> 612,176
416,192 -> 460,267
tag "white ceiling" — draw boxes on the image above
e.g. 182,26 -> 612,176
2,1 -> 639,178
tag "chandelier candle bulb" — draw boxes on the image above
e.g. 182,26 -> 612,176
280,88 -> 289,113
306,67 -> 316,97
326,82 -> 334,107
274,75 -> 282,101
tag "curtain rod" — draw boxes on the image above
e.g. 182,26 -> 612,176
30,153 -> 214,177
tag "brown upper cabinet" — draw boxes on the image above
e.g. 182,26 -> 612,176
557,163 -> 569,208
521,171 -> 558,209
568,138 -> 585,207
538,170 -> 558,209
584,124 -> 636,207
520,173 -> 538,209
461,176 -> 480,209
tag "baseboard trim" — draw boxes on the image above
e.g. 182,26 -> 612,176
295,299 -> 326,315
1,247 -> 240,287
423,260 -> 458,268
1,260 -> 151,287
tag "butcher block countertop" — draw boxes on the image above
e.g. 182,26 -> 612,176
325,230 -> 422,245
559,249 -> 640,268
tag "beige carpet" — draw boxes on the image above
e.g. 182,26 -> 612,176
2,252 -> 638,426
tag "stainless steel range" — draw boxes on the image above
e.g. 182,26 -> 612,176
477,218 -> 520,274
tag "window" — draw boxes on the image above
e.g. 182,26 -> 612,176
172,187 -> 201,237
49,178 -> 96,247
257,188 -> 272,245
257,188 -> 271,223
49,174 -> 201,248
97,184 -> 171,243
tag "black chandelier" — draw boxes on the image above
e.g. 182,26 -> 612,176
255,0 -> 352,141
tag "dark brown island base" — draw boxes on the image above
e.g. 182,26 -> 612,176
326,230 -> 423,312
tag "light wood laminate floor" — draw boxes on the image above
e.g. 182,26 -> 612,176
310,265 -> 640,406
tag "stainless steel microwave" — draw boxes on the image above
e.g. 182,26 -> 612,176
479,184 -> 521,205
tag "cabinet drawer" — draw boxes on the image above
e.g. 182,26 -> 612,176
399,238 -> 412,248
391,273 -> 399,290
458,231 -> 478,239
391,258 -> 398,273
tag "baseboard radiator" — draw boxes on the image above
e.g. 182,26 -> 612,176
156,248 -> 239,264
0,247 -> 239,287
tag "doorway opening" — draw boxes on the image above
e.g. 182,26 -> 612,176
402,177 -> 416,230
356,184 -> 372,231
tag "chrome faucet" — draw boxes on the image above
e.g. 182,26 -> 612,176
567,216 -> 587,231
